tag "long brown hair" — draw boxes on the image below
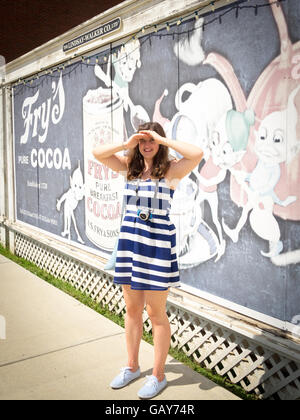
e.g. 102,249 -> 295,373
127,122 -> 171,181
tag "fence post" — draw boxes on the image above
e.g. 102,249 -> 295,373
3,81 -> 15,253
0,314 -> 6,340
0,84 -> 6,247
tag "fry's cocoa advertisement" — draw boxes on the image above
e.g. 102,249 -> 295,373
83,87 -> 124,250
13,0 -> 300,332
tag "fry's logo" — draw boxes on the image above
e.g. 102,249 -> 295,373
20,72 -> 65,145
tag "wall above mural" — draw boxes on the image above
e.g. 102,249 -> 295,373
13,0 -> 300,333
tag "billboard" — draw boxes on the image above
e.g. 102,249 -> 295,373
13,0 -> 300,330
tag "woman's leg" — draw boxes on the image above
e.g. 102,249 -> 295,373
144,289 -> 170,382
122,285 -> 145,372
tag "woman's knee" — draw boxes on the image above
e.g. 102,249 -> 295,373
126,302 -> 144,318
122,285 -> 145,318
144,290 -> 169,322
146,304 -> 167,325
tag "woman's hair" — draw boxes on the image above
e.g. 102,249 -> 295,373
127,122 -> 171,180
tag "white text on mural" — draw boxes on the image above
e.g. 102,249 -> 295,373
86,160 -> 120,220
18,73 -> 70,170
20,72 -> 65,144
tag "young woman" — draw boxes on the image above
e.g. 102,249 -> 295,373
93,122 -> 203,399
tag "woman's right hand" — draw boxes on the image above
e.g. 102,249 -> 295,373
124,133 -> 147,150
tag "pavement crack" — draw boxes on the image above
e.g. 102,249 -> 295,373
0,331 -> 124,368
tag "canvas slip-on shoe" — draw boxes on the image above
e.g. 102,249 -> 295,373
110,367 -> 141,389
137,375 -> 167,399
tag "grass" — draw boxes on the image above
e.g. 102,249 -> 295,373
0,244 -> 258,400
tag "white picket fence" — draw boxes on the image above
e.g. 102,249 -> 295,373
14,231 -> 300,400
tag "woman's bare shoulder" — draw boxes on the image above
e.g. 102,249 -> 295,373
164,158 -> 180,190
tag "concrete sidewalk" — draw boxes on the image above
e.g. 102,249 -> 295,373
0,254 -> 240,400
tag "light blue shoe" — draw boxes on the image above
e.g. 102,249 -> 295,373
110,367 -> 141,389
137,375 -> 167,399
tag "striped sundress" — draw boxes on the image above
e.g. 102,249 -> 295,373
114,178 -> 180,291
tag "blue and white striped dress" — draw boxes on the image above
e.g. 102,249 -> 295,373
114,178 -> 180,291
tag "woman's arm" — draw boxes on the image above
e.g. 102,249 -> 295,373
92,133 -> 145,174
140,130 -> 204,188
92,142 -> 128,174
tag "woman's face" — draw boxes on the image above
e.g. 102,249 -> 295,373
138,135 -> 160,160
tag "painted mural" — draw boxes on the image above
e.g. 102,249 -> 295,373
13,0 -> 300,331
